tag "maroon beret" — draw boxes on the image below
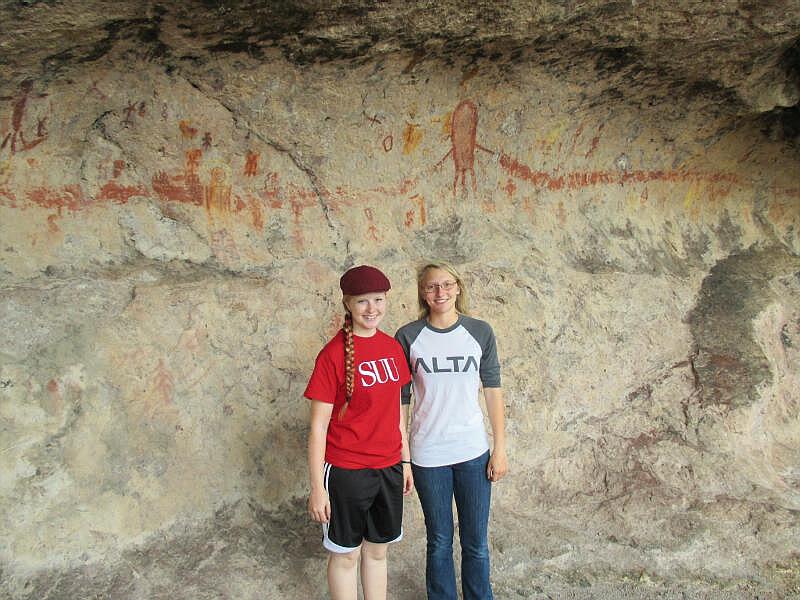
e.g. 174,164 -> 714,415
339,265 -> 391,296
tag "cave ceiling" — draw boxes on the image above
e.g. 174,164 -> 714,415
1,1 -> 798,119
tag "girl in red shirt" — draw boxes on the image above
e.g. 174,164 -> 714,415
305,265 -> 413,600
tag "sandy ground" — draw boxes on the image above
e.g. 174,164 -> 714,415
5,500 -> 796,599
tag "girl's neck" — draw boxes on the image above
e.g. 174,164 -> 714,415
352,327 -> 378,338
427,310 -> 459,330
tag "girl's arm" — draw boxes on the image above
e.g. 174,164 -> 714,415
308,399 -> 334,522
484,387 -> 508,482
400,404 -> 413,495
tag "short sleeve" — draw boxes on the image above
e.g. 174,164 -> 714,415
304,345 -> 341,404
479,325 -> 501,387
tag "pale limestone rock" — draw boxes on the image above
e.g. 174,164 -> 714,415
117,202 -> 212,264
0,2 -> 799,599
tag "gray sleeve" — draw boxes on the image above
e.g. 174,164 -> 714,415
400,383 -> 412,405
461,316 -> 502,388
395,320 -> 426,405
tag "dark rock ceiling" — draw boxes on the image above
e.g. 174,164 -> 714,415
1,0 -> 799,132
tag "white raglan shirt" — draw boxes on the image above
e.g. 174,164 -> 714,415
395,315 -> 501,467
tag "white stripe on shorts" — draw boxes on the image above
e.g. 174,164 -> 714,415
321,462 -> 360,553
323,462 -> 332,491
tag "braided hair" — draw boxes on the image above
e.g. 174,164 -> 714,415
339,312 -> 355,420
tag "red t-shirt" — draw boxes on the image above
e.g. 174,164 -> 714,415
304,329 -> 412,469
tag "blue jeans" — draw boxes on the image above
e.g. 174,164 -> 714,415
412,450 -> 493,600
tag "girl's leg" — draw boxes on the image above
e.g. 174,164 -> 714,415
360,540 -> 388,600
453,451 -> 493,600
412,463 -> 458,600
328,548 -> 361,600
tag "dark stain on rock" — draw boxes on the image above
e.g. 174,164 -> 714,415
610,220 -> 635,240
682,230 -> 711,263
414,215 -> 471,265
41,48 -> 75,73
686,246 -> 800,409
192,3 -> 315,61
781,323 -> 793,347
279,34 -> 378,65
138,13 -> 170,62
566,219 -> 699,277
757,36 -> 800,143
81,20 -> 132,63
685,78 -> 738,103
572,245 -> 621,274
779,35 -> 800,83
760,105 -> 800,146
39,17 -> 169,74
206,39 -> 265,58
509,46 -> 525,63
625,382 -> 653,404
713,211 -> 745,254
594,46 -> 641,74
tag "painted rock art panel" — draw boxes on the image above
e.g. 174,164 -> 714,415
0,18 -> 799,600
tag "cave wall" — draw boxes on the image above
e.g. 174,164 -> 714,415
1,4 -> 799,598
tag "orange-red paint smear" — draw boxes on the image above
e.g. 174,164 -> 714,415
499,153 -> 740,191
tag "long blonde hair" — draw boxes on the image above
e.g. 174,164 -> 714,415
417,261 -> 470,319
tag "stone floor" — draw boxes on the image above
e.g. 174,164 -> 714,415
5,499 -> 796,600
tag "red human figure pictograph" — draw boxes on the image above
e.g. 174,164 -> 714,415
123,101 -> 138,126
1,79 -> 49,155
152,358 -> 174,405
185,149 -> 202,177
89,80 -> 108,100
244,151 -> 259,176
121,101 -> 146,125
435,100 -> 494,197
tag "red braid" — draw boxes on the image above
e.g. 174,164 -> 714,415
339,312 -> 355,420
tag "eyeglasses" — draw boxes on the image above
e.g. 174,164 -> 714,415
422,280 -> 457,294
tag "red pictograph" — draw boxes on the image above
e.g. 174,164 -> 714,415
435,100 -> 493,197
1,79 -> 49,154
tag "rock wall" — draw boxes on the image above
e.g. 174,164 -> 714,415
1,3 -> 799,598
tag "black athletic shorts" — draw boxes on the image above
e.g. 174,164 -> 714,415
322,462 -> 404,553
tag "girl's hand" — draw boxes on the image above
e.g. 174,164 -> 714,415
308,488 -> 331,523
402,463 -> 414,495
487,448 -> 508,482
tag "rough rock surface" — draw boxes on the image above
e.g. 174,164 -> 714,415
1,1 -> 799,598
